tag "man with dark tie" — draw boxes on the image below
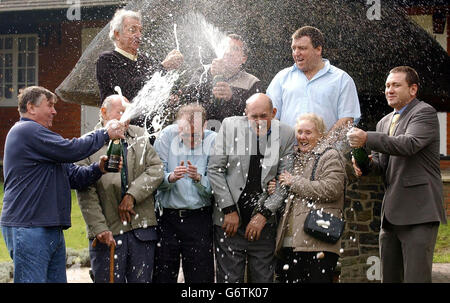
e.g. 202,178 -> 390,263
347,66 -> 447,283
208,93 -> 295,282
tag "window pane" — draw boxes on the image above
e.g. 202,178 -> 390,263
27,69 -> 35,84
28,37 -> 36,51
5,54 -> 12,67
5,69 -> 12,82
0,38 -> 3,50
0,54 -> 3,69
0,87 -> 3,98
18,38 -> 26,51
18,84 -> 26,94
5,84 -> 12,98
18,53 -> 26,67
27,54 -> 36,67
5,38 -> 12,49
18,69 -> 25,82
0,70 -> 3,84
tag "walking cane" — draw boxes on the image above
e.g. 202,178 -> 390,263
92,238 -> 116,283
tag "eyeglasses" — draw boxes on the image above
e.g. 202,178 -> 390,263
124,25 -> 142,35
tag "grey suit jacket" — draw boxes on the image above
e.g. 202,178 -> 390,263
366,98 -> 447,226
208,116 -> 295,226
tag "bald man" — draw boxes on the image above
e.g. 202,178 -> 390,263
208,93 -> 295,282
76,95 -> 164,283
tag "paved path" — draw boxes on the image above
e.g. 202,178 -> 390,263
431,263 -> 450,283
66,263 -> 450,283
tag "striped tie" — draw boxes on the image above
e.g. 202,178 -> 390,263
389,113 -> 400,136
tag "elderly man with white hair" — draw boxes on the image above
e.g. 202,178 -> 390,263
96,8 -> 184,127
76,94 -> 164,283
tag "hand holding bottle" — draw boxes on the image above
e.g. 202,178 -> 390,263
347,127 -> 371,176
212,81 -> 232,101
346,127 -> 367,148
99,154 -> 123,174
105,119 -> 126,140
352,154 -> 372,177
161,49 -> 184,70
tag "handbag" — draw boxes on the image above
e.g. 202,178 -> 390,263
303,147 -> 346,244
304,209 -> 345,244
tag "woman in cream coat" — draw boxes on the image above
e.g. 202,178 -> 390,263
271,113 -> 347,283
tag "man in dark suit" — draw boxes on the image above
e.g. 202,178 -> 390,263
347,66 -> 447,283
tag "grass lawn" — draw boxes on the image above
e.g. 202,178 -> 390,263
434,221 -> 450,263
0,184 -> 89,263
0,182 -> 449,263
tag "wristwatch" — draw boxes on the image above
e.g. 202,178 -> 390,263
193,174 -> 202,183
256,205 -> 272,220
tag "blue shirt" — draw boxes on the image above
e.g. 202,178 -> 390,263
1,118 -> 108,228
154,124 -> 216,210
396,103 -> 409,115
266,59 -> 361,130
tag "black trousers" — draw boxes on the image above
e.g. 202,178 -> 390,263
153,207 -> 214,283
89,228 -> 157,283
380,219 -> 439,283
214,223 -> 277,283
276,248 -> 339,283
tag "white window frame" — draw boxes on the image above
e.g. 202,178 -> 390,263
438,112 -> 447,156
0,34 -> 39,107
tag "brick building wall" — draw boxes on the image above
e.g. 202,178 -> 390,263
442,160 -> 450,217
0,20 -> 106,159
0,108 -> 19,161
444,178 -> 450,217
39,21 -> 83,142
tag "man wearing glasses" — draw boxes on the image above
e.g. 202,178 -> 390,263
153,104 -> 216,283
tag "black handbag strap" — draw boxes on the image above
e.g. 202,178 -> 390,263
310,147 -> 335,181
309,147 -> 347,212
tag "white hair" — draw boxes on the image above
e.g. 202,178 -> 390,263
109,9 -> 142,42
99,94 -> 128,123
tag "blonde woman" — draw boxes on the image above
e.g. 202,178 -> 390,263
270,113 -> 346,283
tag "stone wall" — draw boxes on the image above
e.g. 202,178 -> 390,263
338,171 -> 449,282
339,175 -> 384,283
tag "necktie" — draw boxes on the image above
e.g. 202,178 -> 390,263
389,113 -> 400,136
120,139 -> 129,198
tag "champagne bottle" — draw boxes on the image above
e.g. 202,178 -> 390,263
351,146 -> 370,176
105,139 -> 122,173
350,121 -> 370,176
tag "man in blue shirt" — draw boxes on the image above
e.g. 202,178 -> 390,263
153,103 -> 216,283
267,26 -> 361,133
1,86 -> 125,283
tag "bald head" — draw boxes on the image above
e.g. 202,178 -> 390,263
245,93 -> 277,136
100,94 -> 130,125
102,94 -> 130,109
245,93 -> 273,111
